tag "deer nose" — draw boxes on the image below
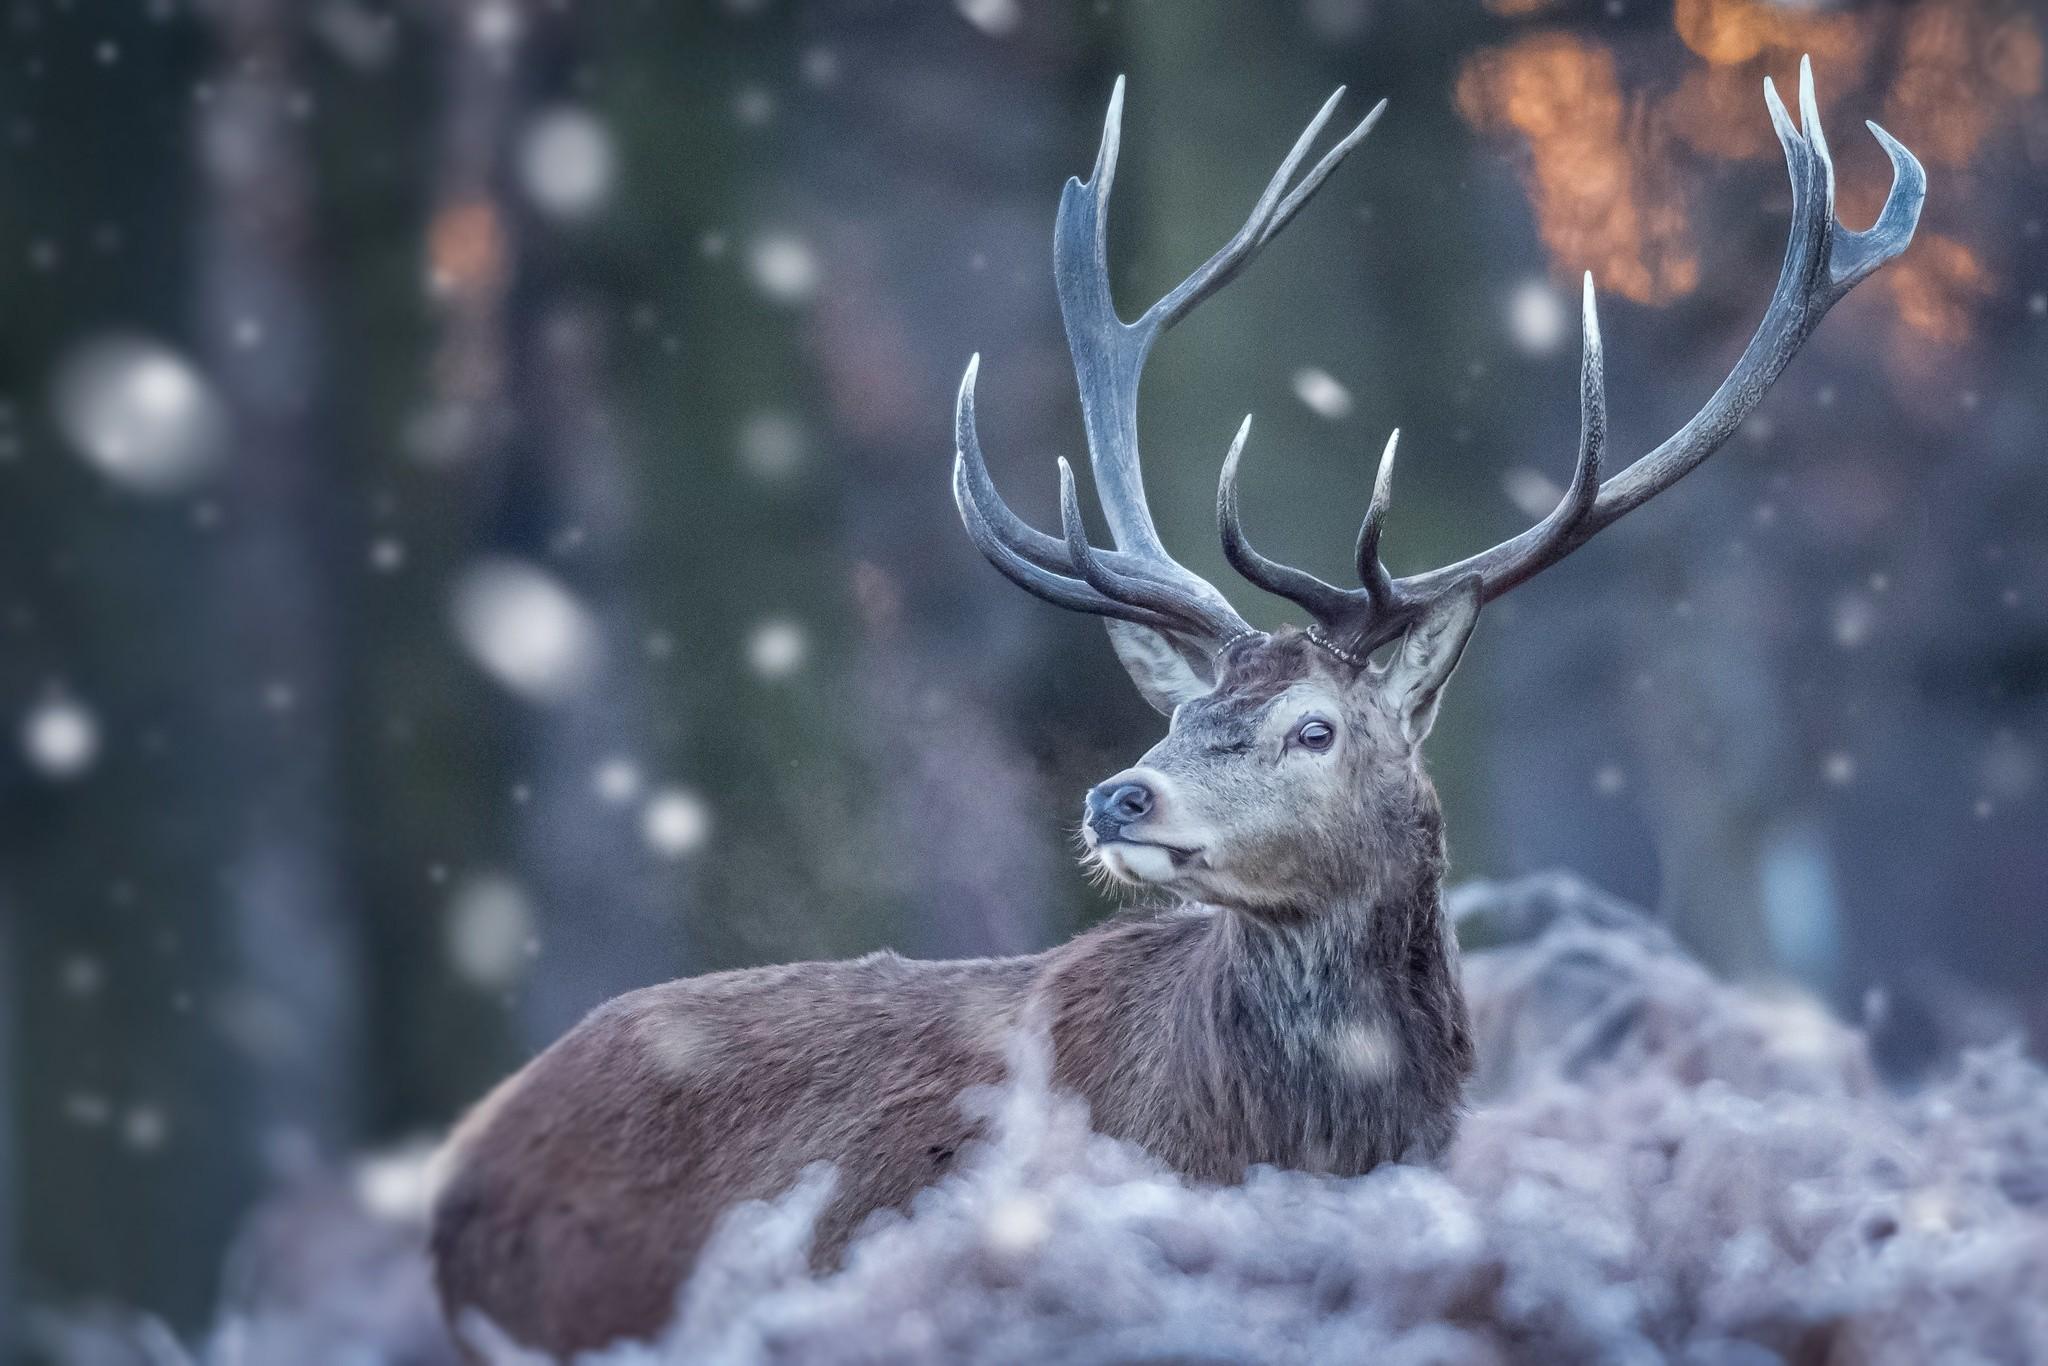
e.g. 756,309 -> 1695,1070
1085,779 -> 1155,837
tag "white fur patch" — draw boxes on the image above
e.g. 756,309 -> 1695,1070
1100,843 -> 1177,884
1324,1019 -> 1403,1082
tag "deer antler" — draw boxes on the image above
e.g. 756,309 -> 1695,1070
957,60 -> 1924,668
953,77 -> 1385,654
1222,56 -> 1926,662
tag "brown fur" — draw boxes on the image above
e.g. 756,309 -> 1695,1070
431,628 -> 1476,1357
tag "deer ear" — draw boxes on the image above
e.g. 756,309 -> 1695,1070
1104,620 -> 1218,716
1378,578 -> 1482,746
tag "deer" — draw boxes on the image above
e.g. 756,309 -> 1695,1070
429,61 -> 1922,1360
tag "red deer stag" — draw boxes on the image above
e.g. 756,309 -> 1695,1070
431,61 -> 1922,1358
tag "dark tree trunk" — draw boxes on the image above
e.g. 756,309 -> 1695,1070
193,0 -> 364,1166
421,0 -> 681,1047
784,9 -> 1099,959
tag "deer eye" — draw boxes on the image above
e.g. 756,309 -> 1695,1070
1294,718 -> 1335,752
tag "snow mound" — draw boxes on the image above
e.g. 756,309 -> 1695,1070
594,874 -> 2048,1366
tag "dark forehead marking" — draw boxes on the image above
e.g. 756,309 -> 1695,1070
1177,630 -> 1340,737
1214,629 -> 1338,705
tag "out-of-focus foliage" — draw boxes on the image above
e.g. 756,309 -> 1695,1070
0,0 -> 2041,1343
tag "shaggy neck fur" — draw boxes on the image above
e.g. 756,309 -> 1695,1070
1039,801 -> 1472,1182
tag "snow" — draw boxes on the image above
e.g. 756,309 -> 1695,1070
592,757 -> 645,806
50,335 -> 226,494
746,619 -> 808,680
642,787 -> 713,859
450,558 -> 601,704
737,410 -> 807,481
955,0 -> 1022,38
518,107 -> 616,219
21,695 -> 102,780
444,873 -> 538,990
1291,367 -> 1354,420
745,234 -> 820,306
1508,277 -> 1568,355
601,875 -> 2048,1365
1501,465 -> 1564,520
35,876 -> 2048,1365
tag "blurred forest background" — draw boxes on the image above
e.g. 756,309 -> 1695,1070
0,0 -> 2041,1344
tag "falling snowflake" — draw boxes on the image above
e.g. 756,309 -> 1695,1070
1508,278 -> 1567,354
738,409 -> 807,480
746,232 -> 820,305
1978,733 -> 2037,800
450,558 -> 600,704
800,46 -> 840,87
517,106 -> 616,219
1833,595 -> 1877,649
643,787 -> 712,859
733,85 -> 777,128
957,0 -> 1021,36
1502,466 -> 1564,519
445,872 -> 538,990
1292,368 -> 1353,420
123,1105 -> 167,1153
51,335 -> 226,493
469,0 -> 521,48
592,757 -> 644,806
747,618 -> 808,680
60,955 -> 104,997
22,695 -> 101,780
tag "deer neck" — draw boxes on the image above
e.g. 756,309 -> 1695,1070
1166,840 -> 1469,1173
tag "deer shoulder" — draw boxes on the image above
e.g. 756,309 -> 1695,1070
430,950 -> 1036,1353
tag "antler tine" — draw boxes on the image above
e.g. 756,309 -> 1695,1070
1463,274 -> 1607,593
954,362 -> 1249,639
950,456 -> 1187,635
965,76 -> 1378,654
1144,92 -> 1388,337
1051,78 -> 1382,562
1056,458 -> 1251,641
1217,416 -> 1356,622
955,354 -> 1196,583
957,64 -> 1923,674
1358,56 -> 1922,642
954,355 -> 1069,574
1352,429 -> 1401,607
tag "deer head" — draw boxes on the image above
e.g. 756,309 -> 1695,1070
955,63 -> 1923,914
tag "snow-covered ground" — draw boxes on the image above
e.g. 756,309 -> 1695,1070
36,875 -> 2048,1364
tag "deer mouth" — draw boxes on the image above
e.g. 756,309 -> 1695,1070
1091,838 -> 1206,885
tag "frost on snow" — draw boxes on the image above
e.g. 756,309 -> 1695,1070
600,875 -> 2048,1366
39,876 -> 2048,1365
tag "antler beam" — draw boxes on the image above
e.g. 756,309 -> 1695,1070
956,60 -> 1924,671
953,78 -> 1384,654
1225,55 -> 1924,659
